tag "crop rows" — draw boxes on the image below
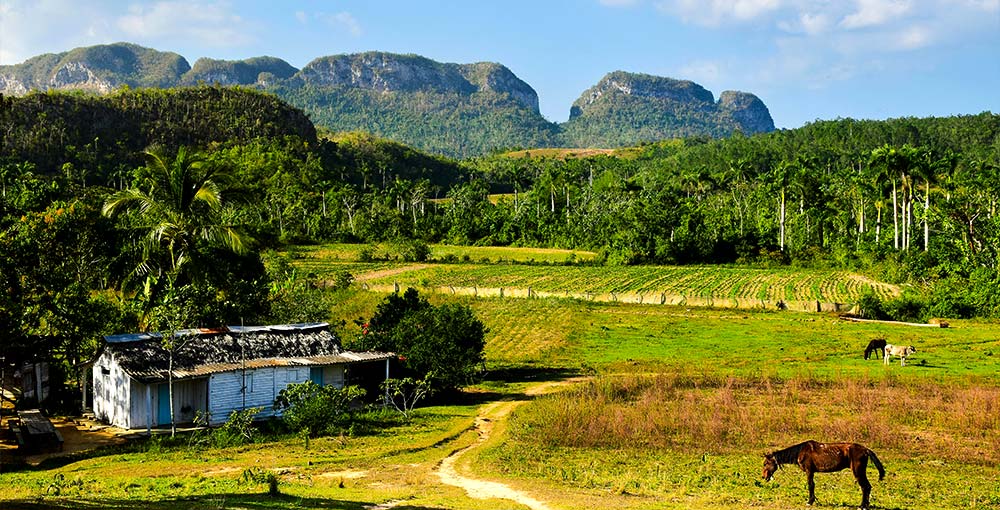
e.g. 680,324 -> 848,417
328,264 -> 900,304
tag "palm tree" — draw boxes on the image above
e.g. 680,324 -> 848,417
103,146 -> 247,436
103,147 -> 246,287
771,159 -> 797,251
870,145 -> 921,250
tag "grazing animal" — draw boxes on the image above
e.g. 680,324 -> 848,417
884,344 -> 916,366
864,338 -> 887,360
763,440 -> 885,509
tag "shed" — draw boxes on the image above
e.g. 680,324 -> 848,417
89,323 -> 393,430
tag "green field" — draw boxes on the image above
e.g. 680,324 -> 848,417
3,269 -> 998,509
296,261 -> 899,311
468,299 -> 1000,509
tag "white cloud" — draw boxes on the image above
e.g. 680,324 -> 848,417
116,1 -> 253,48
657,0 -> 783,26
323,12 -> 362,38
776,10 -> 832,35
296,10 -> 362,38
895,24 -> 933,50
961,0 -> 999,11
0,0 -> 117,65
840,0 -> 912,29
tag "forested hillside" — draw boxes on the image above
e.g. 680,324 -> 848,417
562,72 -> 774,147
2,86 -> 999,411
3,88 -> 998,309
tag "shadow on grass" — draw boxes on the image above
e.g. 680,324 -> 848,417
481,366 -> 579,386
0,494 -> 446,509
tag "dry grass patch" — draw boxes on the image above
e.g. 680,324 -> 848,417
508,373 -> 1000,464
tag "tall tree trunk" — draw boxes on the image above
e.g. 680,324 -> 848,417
875,204 -> 882,244
892,179 -> 899,250
924,179 -> 930,252
168,347 -> 176,437
779,189 -> 786,250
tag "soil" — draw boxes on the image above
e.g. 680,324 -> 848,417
353,264 -> 431,282
0,415 -> 126,466
435,378 -> 587,510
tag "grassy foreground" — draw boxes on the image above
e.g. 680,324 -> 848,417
3,288 -> 998,509
468,299 -> 1000,509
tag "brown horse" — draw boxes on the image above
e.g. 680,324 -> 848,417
763,440 -> 885,509
864,337 -> 887,360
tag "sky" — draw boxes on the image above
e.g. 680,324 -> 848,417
1,0 -> 998,129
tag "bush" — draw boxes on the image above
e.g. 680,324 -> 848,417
855,291 -> 888,320
390,238 -> 430,262
884,292 -> 928,323
214,407 -> 261,447
926,277 -> 976,319
272,381 -> 366,436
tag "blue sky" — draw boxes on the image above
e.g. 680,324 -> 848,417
1,0 -> 998,128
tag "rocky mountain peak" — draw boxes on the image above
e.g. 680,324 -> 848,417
298,51 -> 539,112
182,56 -> 298,87
718,90 -> 775,133
570,71 -> 715,119
0,42 -> 190,94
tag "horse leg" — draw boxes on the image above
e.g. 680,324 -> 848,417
855,469 -> 872,509
806,470 -> 816,505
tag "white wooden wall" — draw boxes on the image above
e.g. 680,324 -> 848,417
95,360 -> 352,428
208,366 -> 310,425
92,352 -> 135,429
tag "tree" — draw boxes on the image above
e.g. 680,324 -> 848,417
353,288 -> 486,392
103,146 -> 251,436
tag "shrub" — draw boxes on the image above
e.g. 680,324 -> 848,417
381,375 -> 434,418
357,245 -> 375,262
214,407 -> 262,447
884,292 -> 928,323
272,381 -> 366,436
926,277 -> 976,319
387,238 -> 430,262
855,291 -> 888,320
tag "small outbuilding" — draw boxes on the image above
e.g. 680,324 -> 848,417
89,323 -> 393,430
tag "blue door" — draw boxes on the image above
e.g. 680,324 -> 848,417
310,367 -> 324,386
157,384 -> 171,425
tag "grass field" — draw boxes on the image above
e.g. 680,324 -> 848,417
465,298 -> 1000,509
2,260 -> 997,508
291,244 -> 900,310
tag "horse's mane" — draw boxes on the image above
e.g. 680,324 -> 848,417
770,441 -> 810,465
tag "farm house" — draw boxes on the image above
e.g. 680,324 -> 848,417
88,323 -> 393,430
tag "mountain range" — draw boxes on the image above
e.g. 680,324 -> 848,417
0,42 -> 775,158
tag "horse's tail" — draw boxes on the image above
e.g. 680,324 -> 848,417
867,449 -> 886,481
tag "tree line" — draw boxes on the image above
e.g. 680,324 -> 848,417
2,90 -> 999,409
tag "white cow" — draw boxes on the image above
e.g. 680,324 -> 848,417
884,344 -> 917,366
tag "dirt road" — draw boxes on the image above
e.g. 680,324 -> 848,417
435,379 -> 585,510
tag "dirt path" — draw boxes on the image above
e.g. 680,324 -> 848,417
353,264 -> 431,283
435,379 -> 586,510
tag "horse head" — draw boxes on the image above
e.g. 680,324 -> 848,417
762,453 -> 779,481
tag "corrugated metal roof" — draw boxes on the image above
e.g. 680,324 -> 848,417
99,323 -> 391,383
